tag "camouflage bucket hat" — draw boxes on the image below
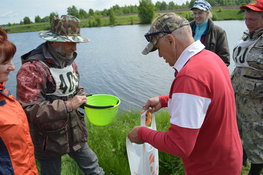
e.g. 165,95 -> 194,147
39,15 -> 89,43
142,13 -> 189,55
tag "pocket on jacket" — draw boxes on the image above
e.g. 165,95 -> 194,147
232,73 -> 263,98
42,126 -> 69,155
71,110 -> 88,143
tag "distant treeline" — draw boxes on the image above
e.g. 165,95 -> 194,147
2,0 -> 250,26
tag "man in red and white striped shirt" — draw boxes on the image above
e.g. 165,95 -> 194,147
128,13 -> 242,175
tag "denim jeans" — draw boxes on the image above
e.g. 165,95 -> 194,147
38,143 -> 104,175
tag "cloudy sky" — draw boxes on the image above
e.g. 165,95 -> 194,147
0,0 -> 188,25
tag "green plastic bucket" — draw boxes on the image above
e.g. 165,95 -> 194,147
84,94 -> 121,126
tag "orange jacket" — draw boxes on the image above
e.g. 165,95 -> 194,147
0,83 -> 38,175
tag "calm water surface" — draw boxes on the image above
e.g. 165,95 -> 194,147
7,20 -> 247,111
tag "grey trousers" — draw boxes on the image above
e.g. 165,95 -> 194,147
38,143 -> 104,175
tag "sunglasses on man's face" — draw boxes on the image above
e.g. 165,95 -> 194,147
144,31 -> 171,42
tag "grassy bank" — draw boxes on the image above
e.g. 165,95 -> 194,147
56,110 -> 249,175
2,8 -> 244,34
59,110 -> 183,175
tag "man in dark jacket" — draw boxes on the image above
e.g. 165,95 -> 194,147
16,15 -> 104,175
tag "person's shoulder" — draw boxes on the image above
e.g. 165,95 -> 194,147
215,25 -> 225,32
18,60 -> 48,75
20,60 -> 42,67
191,49 -> 220,65
196,49 -> 218,58
187,50 -> 227,76
209,24 -> 227,38
210,21 -> 226,34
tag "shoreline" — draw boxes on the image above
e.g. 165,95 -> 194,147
2,7 -> 244,34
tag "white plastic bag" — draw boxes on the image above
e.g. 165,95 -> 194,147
126,111 -> 159,175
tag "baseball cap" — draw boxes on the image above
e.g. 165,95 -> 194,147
191,0 -> 212,11
240,0 -> 263,11
142,13 -> 189,55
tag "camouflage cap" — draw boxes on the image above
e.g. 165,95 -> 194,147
39,15 -> 89,43
190,0 -> 212,11
142,13 -> 189,55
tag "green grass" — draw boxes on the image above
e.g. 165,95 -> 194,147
4,23 -> 50,33
56,110 -> 184,175
56,109 -> 250,175
211,9 -> 245,20
87,109 -> 184,175
241,165 -> 250,175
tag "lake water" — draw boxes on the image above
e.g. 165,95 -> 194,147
7,20 -> 247,111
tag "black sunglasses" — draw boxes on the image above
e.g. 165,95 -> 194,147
144,31 -> 171,42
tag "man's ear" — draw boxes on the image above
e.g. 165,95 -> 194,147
165,34 -> 175,45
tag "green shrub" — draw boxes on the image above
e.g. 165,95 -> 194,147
212,13 -> 218,20
217,8 -> 223,12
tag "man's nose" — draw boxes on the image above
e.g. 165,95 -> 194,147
158,49 -> 162,57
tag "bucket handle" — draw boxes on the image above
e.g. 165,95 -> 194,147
83,103 -> 114,109
84,94 -> 120,109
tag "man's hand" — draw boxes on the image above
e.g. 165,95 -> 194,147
68,95 -> 86,110
143,96 -> 162,113
128,126 -> 144,144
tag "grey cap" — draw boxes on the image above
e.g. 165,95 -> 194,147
142,13 -> 189,55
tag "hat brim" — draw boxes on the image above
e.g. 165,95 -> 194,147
191,6 -> 208,11
142,42 -> 158,55
240,5 -> 262,11
39,31 -> 90,43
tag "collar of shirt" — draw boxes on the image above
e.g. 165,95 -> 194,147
173,40 -> 205,73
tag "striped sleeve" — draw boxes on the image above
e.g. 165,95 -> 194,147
169,76 -> 211,129
169,93 -> 211,129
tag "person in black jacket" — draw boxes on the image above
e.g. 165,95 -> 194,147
190,0 -> 230,66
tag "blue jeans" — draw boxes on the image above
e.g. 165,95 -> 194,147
38,143 -> 104,175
